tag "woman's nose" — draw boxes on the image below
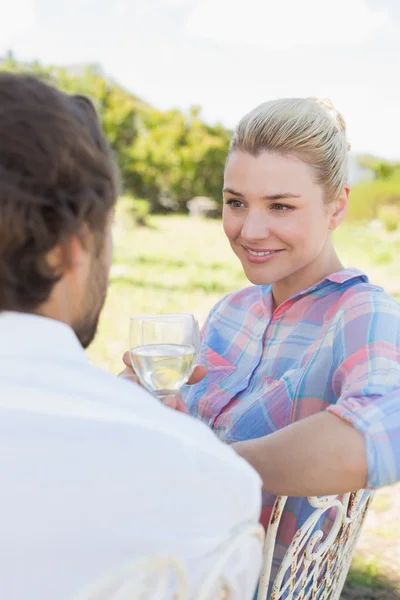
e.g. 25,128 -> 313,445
241,212 -> 271,242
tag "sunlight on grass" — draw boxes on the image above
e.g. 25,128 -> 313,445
88,212 -> 400,372
334,223 -> 400,300
348,557 -> 395,589
88,214 -> 248,372
371,494 -> 392,514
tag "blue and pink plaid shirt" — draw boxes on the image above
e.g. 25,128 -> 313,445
185,268 -> 400,580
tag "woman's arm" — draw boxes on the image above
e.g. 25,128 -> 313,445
235,292 -> 400,497
232,411 -> 368,496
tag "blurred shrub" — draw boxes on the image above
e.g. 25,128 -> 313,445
115,196 -> 151,229
5,54 -> 399,220
357,154 -> 398,180
132,199 -> 151,226
348,178 -> 400,222
374,162 -> 395,180
377,205 -> 400,233
374,250 -> 392,265
129,106 -> 230,212
0,56 -> 231,213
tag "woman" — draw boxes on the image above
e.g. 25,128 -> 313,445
121,97 -> 400,587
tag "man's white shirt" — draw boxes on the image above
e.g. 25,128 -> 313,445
0,312 -> 262,599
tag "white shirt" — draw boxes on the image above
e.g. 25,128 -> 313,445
0,312 -> 262,600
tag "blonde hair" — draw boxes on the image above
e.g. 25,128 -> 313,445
229,97 -> 350,203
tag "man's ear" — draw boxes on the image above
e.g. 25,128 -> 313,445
46,233 -> 88,275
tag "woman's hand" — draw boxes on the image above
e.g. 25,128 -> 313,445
118,351 -> 207,414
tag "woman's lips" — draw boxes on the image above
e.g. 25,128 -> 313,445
243,246 -> 284,264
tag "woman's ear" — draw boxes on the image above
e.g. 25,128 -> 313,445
328,185 -> 350,231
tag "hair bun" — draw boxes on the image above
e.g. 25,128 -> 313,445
312,97 -> 351,151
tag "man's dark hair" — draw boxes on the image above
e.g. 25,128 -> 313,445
0,72 -> 118,313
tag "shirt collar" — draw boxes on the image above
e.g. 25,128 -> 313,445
261,268 -> 369,311
0,311 -> 87,363
324,268 -> 368,286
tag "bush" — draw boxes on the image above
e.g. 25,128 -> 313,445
133,199 -> 151,224
0,56 -> 231,214
115,196 -> 151,229
378,205 -> 400,233
348,178 -> 400,222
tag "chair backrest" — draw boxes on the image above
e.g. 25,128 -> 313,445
257,491 -> 374,600
71,555 -> 189,600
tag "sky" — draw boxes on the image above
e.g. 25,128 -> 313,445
1,0 -> 399,159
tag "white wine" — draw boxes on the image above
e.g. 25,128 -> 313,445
130,343 -> 196,394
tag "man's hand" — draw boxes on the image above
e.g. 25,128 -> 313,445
118,351 -> 207,414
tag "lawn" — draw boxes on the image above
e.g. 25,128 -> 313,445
87,207 -> 400,598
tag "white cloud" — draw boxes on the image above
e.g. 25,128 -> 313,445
0,0 -> 37,44
160,0 -> 192,6
186,0 -> 390,49
114,0 -> 189,18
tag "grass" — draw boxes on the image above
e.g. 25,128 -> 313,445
347,559 -> 393,589
345,484 -> 400,597
343,555 -> 400,600
87,212 -> 249,372
86,206 -> 400,596
88,210 -> 400,373
347,172 -> 400,223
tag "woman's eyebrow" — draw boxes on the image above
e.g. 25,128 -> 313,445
262,193 -> 302,201
223,187 -> 301,201
223,187 -> 244,197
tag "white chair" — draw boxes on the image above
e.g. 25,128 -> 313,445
257,491 -> 374,600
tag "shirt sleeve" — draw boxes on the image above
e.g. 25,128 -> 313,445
182,294 -> 229,405
327,291 -> 400,489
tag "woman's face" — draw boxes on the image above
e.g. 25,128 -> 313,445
223,151 -> 348,298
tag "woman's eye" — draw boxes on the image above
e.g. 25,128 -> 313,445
271,203 -> 292,212
226,199 -> 244,208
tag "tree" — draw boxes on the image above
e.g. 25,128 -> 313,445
0,55 -> 232,212
357,155 -> 395,181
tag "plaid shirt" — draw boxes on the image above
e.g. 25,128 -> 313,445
185,268 -> 400,583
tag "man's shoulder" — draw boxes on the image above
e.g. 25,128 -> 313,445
2,357 -> 259,485
40,359 -> 217,443
0,357 -> 161,429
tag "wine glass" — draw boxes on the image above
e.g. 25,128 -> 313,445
129,313 -> 200,400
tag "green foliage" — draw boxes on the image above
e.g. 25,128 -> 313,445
348,174 -> 400,222
353,157 -> 400,226
131,198 -> 151,226
347,555 -> 399,592
374,162 -> 395,180
128,106 -> 230,211
0,54 -> 231,213
133,198 -> 151,218
378,205 -> 400,233
114,196 -> 151,229
357,154 -> 398,180
4,53 -> 400,223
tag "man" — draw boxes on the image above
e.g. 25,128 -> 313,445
0,73 -> 262,600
